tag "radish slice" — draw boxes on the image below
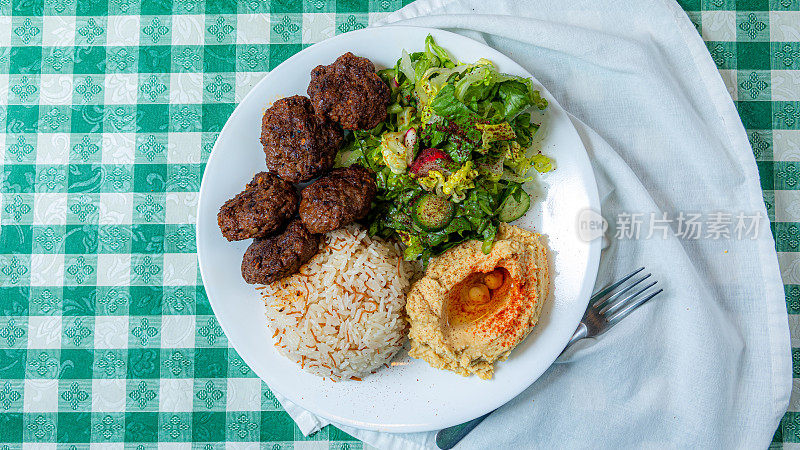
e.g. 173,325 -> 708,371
409,148 -> 452,177
404,128 -> 417,149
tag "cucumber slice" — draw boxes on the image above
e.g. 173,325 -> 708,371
412,193 -> 455,232
498,189 -> 531,222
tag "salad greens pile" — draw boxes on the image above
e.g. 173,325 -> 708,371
337,35 -> 552,262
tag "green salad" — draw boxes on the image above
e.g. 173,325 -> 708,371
336,35 -> 552,262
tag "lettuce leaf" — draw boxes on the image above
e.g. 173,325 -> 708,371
511,112 -> 538,148
453,61 -> 499,103
497,81 -> 533,120
481,223 -> 498,254
476,122 -> 516,146
402,234 -> 425,260
497,79 -> 548,120
425,34 -> 458,68
531,153 -> 553,173
400,50 -> 415,83
429,84 -> 476,119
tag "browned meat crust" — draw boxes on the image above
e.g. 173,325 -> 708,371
260,95 -> 344,183
217,171 -> 299,241
307,53 -> 390,131
299,166 -> 377,234
241,219 -> 321,284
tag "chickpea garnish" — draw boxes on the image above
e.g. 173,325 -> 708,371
468,284 -> 491,304
484,269 -> 504,290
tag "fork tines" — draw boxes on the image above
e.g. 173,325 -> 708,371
591,267 -> 663,325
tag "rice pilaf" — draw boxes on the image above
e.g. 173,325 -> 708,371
260,225 -> 419,380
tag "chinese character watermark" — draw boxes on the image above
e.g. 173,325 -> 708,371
615,213 -> 644,240
577,209 -> 762,242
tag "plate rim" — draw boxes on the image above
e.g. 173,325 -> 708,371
196,24 -> 601,433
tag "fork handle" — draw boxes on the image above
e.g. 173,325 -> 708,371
563,322 -> 588,352
436,413 -> 491,449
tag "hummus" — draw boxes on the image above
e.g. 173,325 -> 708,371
406,223 -> 550,379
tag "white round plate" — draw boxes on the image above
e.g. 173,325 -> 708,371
197,26 -> 600,433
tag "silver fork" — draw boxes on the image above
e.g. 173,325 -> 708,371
435,267 -> 663,450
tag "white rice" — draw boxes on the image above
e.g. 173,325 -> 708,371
260,225 -> 419,380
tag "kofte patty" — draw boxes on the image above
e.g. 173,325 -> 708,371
217,171 -> 299,241
241,219 -> 321,285
307,52 -> 391,131
260,95 -> 344,183
299,165 -> 377,234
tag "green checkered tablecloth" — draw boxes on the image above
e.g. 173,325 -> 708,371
0,0 -> 796,447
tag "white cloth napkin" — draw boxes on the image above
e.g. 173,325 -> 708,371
274,0 -> 792,448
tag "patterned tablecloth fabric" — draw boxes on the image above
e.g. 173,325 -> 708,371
0,0 -> 796,447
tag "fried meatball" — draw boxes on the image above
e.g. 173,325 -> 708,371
241,219 -> 321,285
217,171 -> 298,241
299,166 -> 377,234
260,95 -> 344,183
307,52 -> 391,131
